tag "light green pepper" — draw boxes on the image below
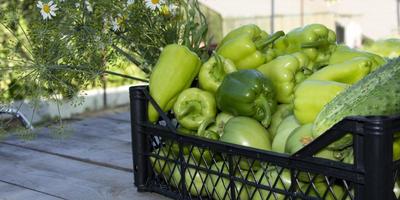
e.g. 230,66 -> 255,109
293,80 -> 350,124
198,55 -> 236,94
173,88 -> 217,130
308,56 -> 373,84
148,44 -> 201,122
217,24 -> 284,69
257,52 -> 311,104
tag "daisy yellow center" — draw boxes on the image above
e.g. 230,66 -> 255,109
43,4 -> 51,13
151,0 -> 159,4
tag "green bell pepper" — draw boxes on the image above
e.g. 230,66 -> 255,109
268,104 -> 293,140
293,80 -> 350,124
167,155 -> 209,196
216,69 -> 277,127
271,115 -> 301,153
272,24 -> 337,69
196,118 -> 220,140
173,88 -> 217,130
216,70 -> 277,127
221,116 -> 271,170
308,56 -> 373,84
205,161 -> 252,200
221,116 -> 272,151
148,44 -> 201,123
212,112 -> 234,137
285,123 -> 314,154
217,24 -> 284,70
329,45 -> 386,71
257,52 -> 311,104
198,55 -> 236,94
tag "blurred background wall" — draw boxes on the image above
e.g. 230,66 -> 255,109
200,0 -> 400,48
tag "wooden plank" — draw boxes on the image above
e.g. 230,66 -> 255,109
0,181 -> 62,200
72,116 -> 132,142
99,112 -> 131,123
0,144 -> 168,200
3,115 -> 133,170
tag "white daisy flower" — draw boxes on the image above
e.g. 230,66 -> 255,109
85,0 -> 93,12
37,1 -> 58,20
75,3 -> 80,8
127,0 -> 135,6
145,0 -> 164,10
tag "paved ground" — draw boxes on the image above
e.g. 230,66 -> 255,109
0,106 -> 168,200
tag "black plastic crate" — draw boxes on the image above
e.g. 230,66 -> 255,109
130,86 -> 400,200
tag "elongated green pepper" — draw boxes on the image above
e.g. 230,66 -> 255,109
148,44 -> 201,122
308,56 -> 373,84
173,88 -> 217,130
272,24 -> 337,69
216,69 -> 277,127
198,55 -> 236,94
293,80 -> 350,124
257,52 -> 311,104
217,24 -> 284,69
329,45 -> 386,71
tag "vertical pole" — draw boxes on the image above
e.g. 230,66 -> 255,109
270,0 -> 275,33
397,0 -> 400,34
362,118 -> 393,200
102,74 -> 107,108
353,132 -> 365,200
130,86 -> 149,192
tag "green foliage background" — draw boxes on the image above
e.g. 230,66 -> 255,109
0,0 -> 208,102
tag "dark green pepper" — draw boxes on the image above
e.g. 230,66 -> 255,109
216,69 -> 277,127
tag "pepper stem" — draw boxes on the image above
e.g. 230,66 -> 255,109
255,96 -> 273,128
197,118 -> 215,137
255,31 -> 285,50
260,103 -> 272,128
301,40 -> 334,48
212,54 -> 225,78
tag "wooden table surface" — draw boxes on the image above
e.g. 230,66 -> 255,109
0,107 -> 168,200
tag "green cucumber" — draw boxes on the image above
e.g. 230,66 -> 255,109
272,115 -> 301,153
313,58 -> 400,148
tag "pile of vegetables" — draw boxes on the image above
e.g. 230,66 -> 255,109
363,38 -> 400,58
146,23 -> 400,199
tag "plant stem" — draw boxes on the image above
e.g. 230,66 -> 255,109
103,70 -> 148,82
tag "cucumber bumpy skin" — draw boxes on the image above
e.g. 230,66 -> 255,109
313,58 -> 400,137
